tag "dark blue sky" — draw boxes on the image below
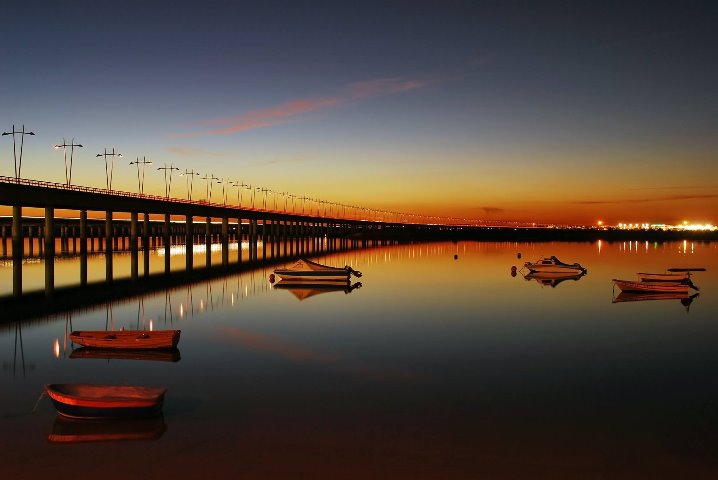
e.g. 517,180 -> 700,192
2,0 -> 717,223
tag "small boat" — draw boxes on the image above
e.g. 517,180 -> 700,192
69,330 -> 181,350
612,279 -> 694,294
273,259 -> 362,282
523,271 -> 586,288
48,415 -> 166,443
45,384 -> 166,419
637,272 -> 691,282
70,347 -> 181,363
523,256 -> 587,274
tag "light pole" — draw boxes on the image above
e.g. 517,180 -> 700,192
2,124 -> 35,180
180,169 -> 200,201
129,156 -> 153,194
96,148 -> 122,191
157,163 -> 180,198
200,173 -> 219,202
54,138 -> 83,186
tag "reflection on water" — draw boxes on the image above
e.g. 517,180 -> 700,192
1,240 -> 718,478
522,271 -> 587,288
613,291 -> 700,313
48,415 -> 166,443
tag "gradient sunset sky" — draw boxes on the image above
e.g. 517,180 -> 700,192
1,1 -> 716,225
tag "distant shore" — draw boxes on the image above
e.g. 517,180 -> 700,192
348,228 -> 718,243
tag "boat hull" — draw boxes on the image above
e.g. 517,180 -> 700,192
637,272 -> 690,282
69,330 -> 181,350
46,384 -> 166,419
612,279 -> 690,294
274,259 -> 354,282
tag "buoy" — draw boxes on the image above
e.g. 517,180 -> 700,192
511,265 -> 517,272
517,252 -> 522,259
454,254 -> 458,260
268,274 -> 275,284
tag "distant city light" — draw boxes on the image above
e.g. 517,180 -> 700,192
613,222 -> 716,231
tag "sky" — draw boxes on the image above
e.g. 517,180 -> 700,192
1,0 -> 717,225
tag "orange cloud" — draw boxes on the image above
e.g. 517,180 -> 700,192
173,76 -> 429,137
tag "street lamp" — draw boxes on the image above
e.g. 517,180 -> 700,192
96,148 -> 122,191
180,169 -> 200,201
3,124 -> 35,180
129,156 -> 153,194
54,138 -> 83,186
200,173 -> 219,202
157,163 -> 180,198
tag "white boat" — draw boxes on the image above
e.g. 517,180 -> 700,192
273,259 -> 362,282
523,256 -> 586,274
637,267 -> 706,282
637,272 -> 691,282
612,279 -> 693,294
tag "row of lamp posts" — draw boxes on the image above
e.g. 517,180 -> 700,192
3,124 -> 475,225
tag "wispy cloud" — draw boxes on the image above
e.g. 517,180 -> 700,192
481,206 -> 505,215
173,76 -> 430,138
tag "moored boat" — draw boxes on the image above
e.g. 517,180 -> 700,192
612,279 -> 693,294
69,330 -> 181,350
523,256 -> 586,274
637,272 -> 691,282
45,384 -> 166,419
273,259 -> 362,282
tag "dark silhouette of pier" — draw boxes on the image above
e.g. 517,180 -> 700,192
0,175 -> 413,299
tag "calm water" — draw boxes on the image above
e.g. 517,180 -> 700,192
1,240 -> 718,479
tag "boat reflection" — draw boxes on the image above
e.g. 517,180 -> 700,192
612,292 -> 700,313
48,415 -> 166,443
522,271 -> 586,288
69,347 -> 181,362
274,280 -> 362,301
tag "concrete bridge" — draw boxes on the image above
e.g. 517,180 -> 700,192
0,175 -> 417,297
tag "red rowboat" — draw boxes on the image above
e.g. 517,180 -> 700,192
45,384 -> 166,419
70,330 -> 181,350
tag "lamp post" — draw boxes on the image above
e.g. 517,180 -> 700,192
96,148 -> 122,191
157,163 -> 180,198
54,138 -> 83,186
180,169 -> 200,201
129,156 -> 153,194
200,173 -> 219,202
2,124 -> 35,180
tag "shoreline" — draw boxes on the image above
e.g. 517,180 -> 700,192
347,228 -> 718,243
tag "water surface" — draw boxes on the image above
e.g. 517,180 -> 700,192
1,240 -> 717,479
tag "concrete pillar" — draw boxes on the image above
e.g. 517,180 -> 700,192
143,213 -> 150,249
221,217 -> 229,266
44,206 -> 55,298
164,213 -> 171,274
186,214 -> 193,270
105,211 -> 113,281
1,225 -> 7,257
12,206 -> 22,296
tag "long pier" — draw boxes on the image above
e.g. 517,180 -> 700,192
0,176 -> 417,298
